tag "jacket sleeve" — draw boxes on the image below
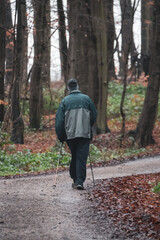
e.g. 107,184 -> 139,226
55,99 -> 66,142
89,98 -> 97,126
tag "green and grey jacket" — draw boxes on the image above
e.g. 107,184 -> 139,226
55,90 -> 97,142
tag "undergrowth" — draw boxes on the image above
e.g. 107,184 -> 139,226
0,144 -> 70,176
152,182 -> 160,194
107,81 -> 146,120
0,143 -> 148,176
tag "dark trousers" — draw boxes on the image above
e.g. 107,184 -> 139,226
67,138 -> 90,185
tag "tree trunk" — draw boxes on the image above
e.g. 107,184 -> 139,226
67,0 -> 109,133
135,0 -> 160,147
29,0 -> 46,129
104,0 -> 116,81
0,0 -> 6,122
5,0 -> 14,86
141,0 -> 154,76
57,0 -> 68,83
21,0 -> 28,86
42,0 -> 50,85
119,0 -> 138,78
10,0 -> 25,144
118,0 -> 133,140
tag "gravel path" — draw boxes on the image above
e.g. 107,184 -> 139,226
0,156 -> 160,240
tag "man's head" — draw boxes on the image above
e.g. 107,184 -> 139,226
67,78 -> 79,92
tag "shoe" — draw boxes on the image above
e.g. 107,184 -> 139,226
76,184 -> 84,190
72,183 -> 84,190
72,183 -> 77,189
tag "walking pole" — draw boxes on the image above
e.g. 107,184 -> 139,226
89,152 -> 95,186
53,142 -> 63,188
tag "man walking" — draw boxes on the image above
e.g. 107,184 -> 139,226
55,79 -> 97,190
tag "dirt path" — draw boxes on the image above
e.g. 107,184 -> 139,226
0,156 -> 160,240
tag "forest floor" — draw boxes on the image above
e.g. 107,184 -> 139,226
1,116 -> 160,239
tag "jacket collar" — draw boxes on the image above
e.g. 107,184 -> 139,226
69,90 -> 81,94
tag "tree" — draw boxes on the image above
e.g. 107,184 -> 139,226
0,0 -> 6,123
118,0 -> 135,142
135,0 -> 160,147
67,0 -> 109,133
42,0 -> 50,85
104,0 -> 116,82
119,0 -> 138,79
57,0 -> 68,83
10,0 -> 26,144
21,0 -> 28,87
29,0 -> 47,128
5,0 -> 14,85
141,0 -> 154,76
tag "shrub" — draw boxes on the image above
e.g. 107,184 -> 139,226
0,128 -> 11,149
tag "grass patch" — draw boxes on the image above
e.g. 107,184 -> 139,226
0,143 -> 150,176
0,145 -> 70,176
102,147 -> 148,162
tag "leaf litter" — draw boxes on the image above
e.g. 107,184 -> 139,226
87,173 -> 160,239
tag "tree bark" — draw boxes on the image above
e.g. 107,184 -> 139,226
29,0 -> 46,129
5,0 -> 14,86
104,0 -> 116,81
135,0 -> 160,147
42,0 -> 50,85
21,0 -> 28,86
57,0 -> 68,83
0,0 -> 6,122
67,0 -> 109,133
10,0 -> 25,144
118,0 -> 134,142
141,0 -> 154,76
119,0 -> 138,78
